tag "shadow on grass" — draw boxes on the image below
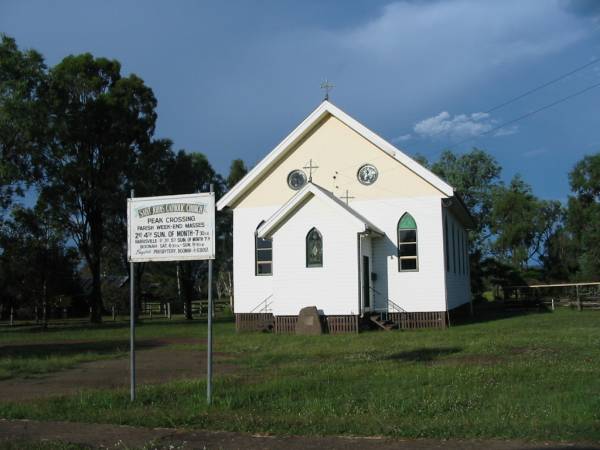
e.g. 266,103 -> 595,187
385,347 -> 462,362
450,301 -> 552,328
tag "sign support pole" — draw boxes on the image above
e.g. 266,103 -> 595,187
207,183 -> 214,405
130,189 -> 136,402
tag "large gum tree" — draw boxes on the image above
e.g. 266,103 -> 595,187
40,53 -> 157,322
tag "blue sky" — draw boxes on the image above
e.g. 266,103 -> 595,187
2,0 -> 600,201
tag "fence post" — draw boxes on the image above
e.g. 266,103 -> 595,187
112,305 -> 116,321
551,298 -> 555,311
168,302 -> 172,320
576,285 -> 582,311
9,307 -> 13,326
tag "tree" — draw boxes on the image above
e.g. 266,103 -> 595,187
0,35 -> 46,214
38,53 -> 157,322
430,148 -> 502,253
227,159 -> 248,188
540,225 -> 578,282
166,150 -> 224,319
566,153 -> 600,279
217,159 -> 248,309
102,138 -> 176,318
0,203 -> 79,324
490,175 -> 561,269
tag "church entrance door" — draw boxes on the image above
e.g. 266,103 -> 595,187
362,255 -> 370,311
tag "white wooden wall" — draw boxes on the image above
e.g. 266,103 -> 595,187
442,208 -> 471,310
270,195 -> 363,316
232,205 -> 278,314
353,197 -> 447,313
232,195 -> 465,315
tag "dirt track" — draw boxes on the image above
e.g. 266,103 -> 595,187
1,419 -> 598,450
0,339 -> 235,401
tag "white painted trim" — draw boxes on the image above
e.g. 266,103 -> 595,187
257,182 -> 384,238
217,101 -> 454,210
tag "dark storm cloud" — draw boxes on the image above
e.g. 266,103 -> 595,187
561,0 -> 600,19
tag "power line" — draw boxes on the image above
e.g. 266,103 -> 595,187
395,57 -> 600,145
485,57 -> 600,114
437,79 -> 600,153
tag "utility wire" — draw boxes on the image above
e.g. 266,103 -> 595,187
395,57 -> 600,146
440,79 -> 600,152
485,57 -> 600,114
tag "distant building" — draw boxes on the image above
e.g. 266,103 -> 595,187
218,101 -> 473,333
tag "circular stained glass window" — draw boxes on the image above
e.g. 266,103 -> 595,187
287,169 -> 307,190
357,164 -> 378,185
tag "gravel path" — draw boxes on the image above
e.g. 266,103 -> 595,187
1,419 -> 598,450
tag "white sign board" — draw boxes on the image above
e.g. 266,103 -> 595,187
127,193 -> 215,262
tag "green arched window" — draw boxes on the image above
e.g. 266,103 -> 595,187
398,213 -> 418,271
306,227 -> 323,268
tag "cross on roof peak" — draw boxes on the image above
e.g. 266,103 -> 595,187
320,79 -> 334,101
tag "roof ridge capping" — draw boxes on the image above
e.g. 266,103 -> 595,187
217,100 -> 455,210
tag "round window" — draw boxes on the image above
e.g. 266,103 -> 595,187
287,169 -> 307,190
357,164 -> 378,185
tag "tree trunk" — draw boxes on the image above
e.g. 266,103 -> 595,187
180,264 -> 194,320
42,278 -> 48,330
89,259 -> 103,323
183,282 -> 194,320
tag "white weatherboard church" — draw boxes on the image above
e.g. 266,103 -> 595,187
217,101 -> 473,333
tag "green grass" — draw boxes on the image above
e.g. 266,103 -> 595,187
1,309 -> 599,441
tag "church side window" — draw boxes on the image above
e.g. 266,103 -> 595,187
452,222 -> 457,274
458,228 -> 463,275
255,221 -> 272,276
444,216 -> 449,272
306,227 -> 323,267
398,213 -> 418,271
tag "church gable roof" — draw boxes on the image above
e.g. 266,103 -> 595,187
257,182 -> 384,238
217,101 -> 454,210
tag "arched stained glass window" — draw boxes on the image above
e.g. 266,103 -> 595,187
306,227 -> 323,267
398,213 -> 418,271
255,221 -> 272,276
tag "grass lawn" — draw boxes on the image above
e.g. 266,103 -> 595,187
0,308 -> 599,442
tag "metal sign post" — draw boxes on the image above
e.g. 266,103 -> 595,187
130,189 -> 136,402
207,184 -> 214,405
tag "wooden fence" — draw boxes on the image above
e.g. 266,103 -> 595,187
235,313 -> 274,332
502,282 -> 600,311
274,315 -> 298,334
274,315 -> 360,334
387,311 -> 447,329
325,315 -> 359,333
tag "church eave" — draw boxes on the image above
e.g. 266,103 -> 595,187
217,100 -> 455,211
